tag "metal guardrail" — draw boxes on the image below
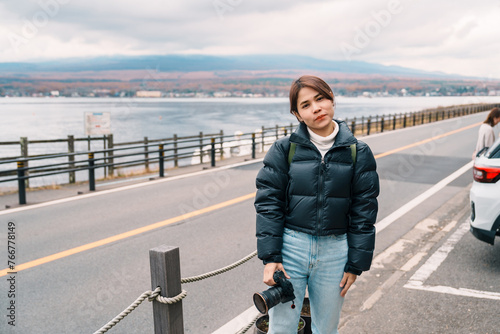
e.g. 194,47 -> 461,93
343,103 -> 500,136
0,125 -> 295,205
1,102 -> 499,205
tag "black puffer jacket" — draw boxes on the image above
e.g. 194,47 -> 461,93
255,121 -> 379,275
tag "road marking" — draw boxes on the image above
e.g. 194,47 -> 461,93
0,158 -> 264,216
0,120 -> 481,277
375,160 -> 473,234
0,192 -> 256,278
404,221 -> 500,301
373,122 -> 481,159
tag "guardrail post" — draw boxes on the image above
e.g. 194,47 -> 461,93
150,245 -> 184,334
261,126 -> 265,153
107,134 -> 114,177
17,160 -> 26,205
392,115 -> 396,130
252,133 -> 256,159
88,152 -> 95,191
403,114 -> 407,128
199,132 -> 204,164
173,134 -> 178,168
144,137 -> 149,171
380,117 -> 384,133
219,130 -> 224,160
367,117 -> 371,135
351,120 -> 356,135
68,135 -> 75,183
20,137 -> 29,188
211,138 -> 216,167
159,144 -> 165,178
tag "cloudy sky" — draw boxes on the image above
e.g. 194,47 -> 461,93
0,0 -> 499,78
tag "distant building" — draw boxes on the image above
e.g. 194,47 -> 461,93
50,90 -> 60,97
136,90 -> 162,98
213,91 -> 231,98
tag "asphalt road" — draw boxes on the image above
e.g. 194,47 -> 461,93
1,111 -> 499,334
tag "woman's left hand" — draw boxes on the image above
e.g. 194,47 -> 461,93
339,272 -> 357,297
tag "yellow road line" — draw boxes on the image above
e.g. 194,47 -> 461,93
0,121 -> 482,277
0,192 -> 256,277
374,122 -> 481,159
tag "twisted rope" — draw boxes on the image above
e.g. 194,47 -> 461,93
93,250 -> 257,333
181,250 -> 257,283
235,314 -> 261,334
93,287 -> 187,334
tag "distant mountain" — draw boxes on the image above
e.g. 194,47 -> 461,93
0,54 -> 463,79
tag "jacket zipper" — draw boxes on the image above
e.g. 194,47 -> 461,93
317,157 -> 326,235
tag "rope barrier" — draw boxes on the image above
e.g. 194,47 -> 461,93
94,287 -> 188,334
181,250 -> 257,283
235,314 -> 261,334
93,250 -> 258,333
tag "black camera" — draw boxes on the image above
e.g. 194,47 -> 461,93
253,270 -> 296,314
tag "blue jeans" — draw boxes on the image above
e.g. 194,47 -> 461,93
268,228 -> 348,334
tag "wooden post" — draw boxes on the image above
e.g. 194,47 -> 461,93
68,135 -> 75,183
150,245 -> 184,334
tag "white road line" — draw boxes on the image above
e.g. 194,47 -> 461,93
0,158 -> 264,216
405,221 -> 469,286
375,160 -> 473,234
404,221 -> 500,301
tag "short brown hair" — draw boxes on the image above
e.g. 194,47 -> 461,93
484,107 -> 500,126
289,75 -> 334,115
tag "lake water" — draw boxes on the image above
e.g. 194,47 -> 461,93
1,95 -> 499,189
2,95 -> 500,144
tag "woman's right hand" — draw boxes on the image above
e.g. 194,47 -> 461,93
263,262 -> 290,286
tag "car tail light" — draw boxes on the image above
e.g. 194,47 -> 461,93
473,165 -> 500,183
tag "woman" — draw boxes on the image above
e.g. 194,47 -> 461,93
255,75 -> 379,333
474,107 -> 500,158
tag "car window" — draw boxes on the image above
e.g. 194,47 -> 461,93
486,138 -> 500,158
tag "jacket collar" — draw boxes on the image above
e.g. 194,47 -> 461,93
290,120 -> 357,148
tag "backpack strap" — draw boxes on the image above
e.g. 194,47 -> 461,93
350,143 -> 357,165
288,142 -> 296,165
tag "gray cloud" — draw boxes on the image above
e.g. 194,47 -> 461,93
0,0 -> 499,78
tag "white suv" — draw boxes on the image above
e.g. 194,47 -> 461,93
470,138 -> 500,244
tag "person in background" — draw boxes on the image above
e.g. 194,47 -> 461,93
255,75 -> 379,334
474,107 -> 500,158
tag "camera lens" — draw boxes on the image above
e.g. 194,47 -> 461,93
253,286 -> 283,314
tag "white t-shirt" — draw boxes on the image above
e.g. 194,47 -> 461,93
307,121 -> 339,158
475,123 -> 496,154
